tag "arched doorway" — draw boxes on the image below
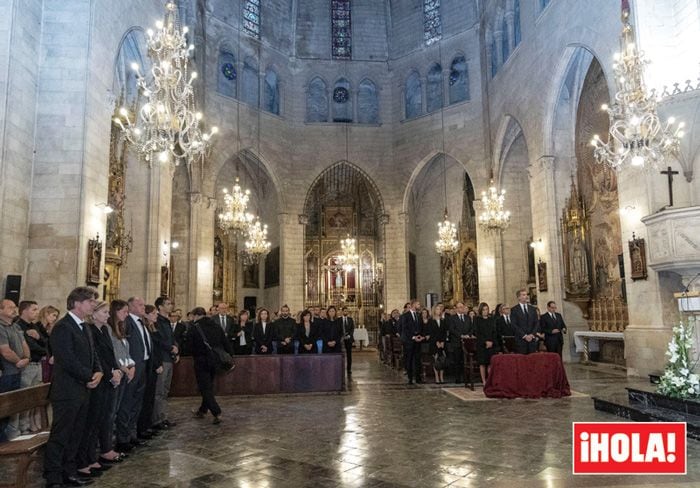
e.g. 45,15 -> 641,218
303,162 -> 385,329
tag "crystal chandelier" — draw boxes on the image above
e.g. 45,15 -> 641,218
217,178 -> 253,235
435,209 -> 459,255
244,217 -> 271,262
479,180 -> 511,232
590,0 -> 683,171
338,236 -> 359,271
113,1 -> 217,167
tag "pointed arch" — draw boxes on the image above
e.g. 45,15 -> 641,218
357,78 -> 379,124
405,70 -> 422,119
307,76 -> 329,122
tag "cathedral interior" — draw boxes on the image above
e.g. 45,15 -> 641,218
1,0 -> 700,380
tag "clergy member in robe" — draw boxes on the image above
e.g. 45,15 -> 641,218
252,309 -> 274,354
510,289 -> 539,355
297,310 -> 318,354
274,305 -> 296,354
321,306 -> 342,353
539,301 -> 567,356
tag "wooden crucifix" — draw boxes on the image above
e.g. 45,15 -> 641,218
660,166 -> 679,207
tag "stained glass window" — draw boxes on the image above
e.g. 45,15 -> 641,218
423,0 -> 442,46
501,17 -> 510,63
332,0 -> 352,59
514,0 -> 522,46
243,0 -> 260,39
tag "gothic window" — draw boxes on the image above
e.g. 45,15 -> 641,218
514,0 -> 522,46
333,78 -> 352,122
332,0 -> 352,59
217,50 -> 237,98
241,56 -> 259,107
243,0 -> 260,39
426,63 -> 443,113
307,77 -> 328,122
423,0 -> 442,46
357,79 -> 379,124
501,17 -> 510,63
263,68 -> 280,115
449,56 -> 469,104
405,71 -> 422,119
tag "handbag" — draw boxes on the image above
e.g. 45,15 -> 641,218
433,350 -> 447,371
194,324 -> 235,373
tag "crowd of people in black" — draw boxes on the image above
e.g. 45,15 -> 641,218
379,288 -> 567,385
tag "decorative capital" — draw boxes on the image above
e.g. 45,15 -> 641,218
189,192 -> 202,205
398,212 -> 409,224
379,214 -> 390,225
298,214 -> 309,225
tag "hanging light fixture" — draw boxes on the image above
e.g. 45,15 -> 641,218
339,235 -> 359,271
113,1 -> 217,168
590,0 -> 683,171
433,39 -> 459,256
244,217 -> 271,262
478,178 -> 511,233
217,177 -> 253,235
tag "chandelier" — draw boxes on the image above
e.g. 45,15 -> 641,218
113,1 -> 217,167
338,236 -> 359,271
590,1 -> 683,171
217,178 -> 253,235
479,180 -> 511,232
244,217 -> 271,262
435,209 -> 459,255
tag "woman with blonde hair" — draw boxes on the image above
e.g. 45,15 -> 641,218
37,305 -> 60,381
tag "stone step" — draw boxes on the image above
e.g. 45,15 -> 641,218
592,395 -> 700,440
627,387 -> 700,417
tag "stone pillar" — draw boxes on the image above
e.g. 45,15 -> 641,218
529,155 -> 572,361
505,13 -> 515,53
474,200 -> 502,306
143,164 -> 174,300
385,212 -> 409,310
187,192 -> 216,308
279,212 -> 305,310
620,167 -> 672,377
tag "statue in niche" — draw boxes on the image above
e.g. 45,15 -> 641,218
441,256 -> 454,301
305,255 -> 318,299
571,232 -> 589,289
594,235 -> 613,296
462,248 -> 479,301
213,236 -> 224,294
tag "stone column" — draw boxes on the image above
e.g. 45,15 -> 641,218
474,200 -> 503,306
384,212 -> 409,309
279,212 -> 305,310
187,192 -> 216,308
144,163 -> 174,300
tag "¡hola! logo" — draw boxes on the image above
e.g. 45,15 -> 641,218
573,422 -> 686,475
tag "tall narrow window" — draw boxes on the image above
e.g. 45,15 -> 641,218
490,38 -> 498,78
263,68 -> 280,115
405,71 -> 422,119
423,0 -> 442,46
426,63 -> 443,113
243,0 -> 260,39
242,56 -> 259,107
514,0 -> 522,46
501,17 -> 510,63
307,77 -> 328,122
357,79 -> 379,124
449,56 -> 469,104
332,0 -> 352,59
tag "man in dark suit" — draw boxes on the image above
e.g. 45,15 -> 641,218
495,304 -> 514,352
510,289 -> 540,354
340,307 -> 355,376
539,301 -> 567,356
115,297 -> 151,452
153,296 -> 178,430
274,305 -> 296,354
399,300 -> 424,384
448,302 -> 473,383
43,286 -> 102,488
171,309 -> 191,356
212,302 -> 234,338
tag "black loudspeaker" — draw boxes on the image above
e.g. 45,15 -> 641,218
4,274 -> 21,305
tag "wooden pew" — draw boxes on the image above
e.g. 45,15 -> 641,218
390,336 -> 403,370
0,383 -> 51,488
461,338 -> 479,391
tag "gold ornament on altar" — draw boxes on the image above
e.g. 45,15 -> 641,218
113,1 -> 217,168
590,0 -> 683,171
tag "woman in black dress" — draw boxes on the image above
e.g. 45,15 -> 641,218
297,309 -> 318,354
322,306 -> 342,353
474,302 -> 499,384
429,305 -> 448,384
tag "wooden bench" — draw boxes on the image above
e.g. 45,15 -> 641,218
390,336 -> 403,370
462,338 -> 479,391
0,383 -> 51,488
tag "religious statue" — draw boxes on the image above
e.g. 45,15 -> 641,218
213,236 -> 224,294
570,232 -> 589,291
628,233 -> 648,281
461,248 -> 479,301
441,255 -> 454,301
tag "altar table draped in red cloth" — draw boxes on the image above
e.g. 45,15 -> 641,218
483,352 -> 571,399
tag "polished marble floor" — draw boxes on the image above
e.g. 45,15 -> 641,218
21,353 -> 700,487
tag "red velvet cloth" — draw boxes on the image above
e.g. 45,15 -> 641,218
483,352 -> 571,399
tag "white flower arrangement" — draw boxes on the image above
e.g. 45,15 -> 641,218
658,321 -> 700,399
